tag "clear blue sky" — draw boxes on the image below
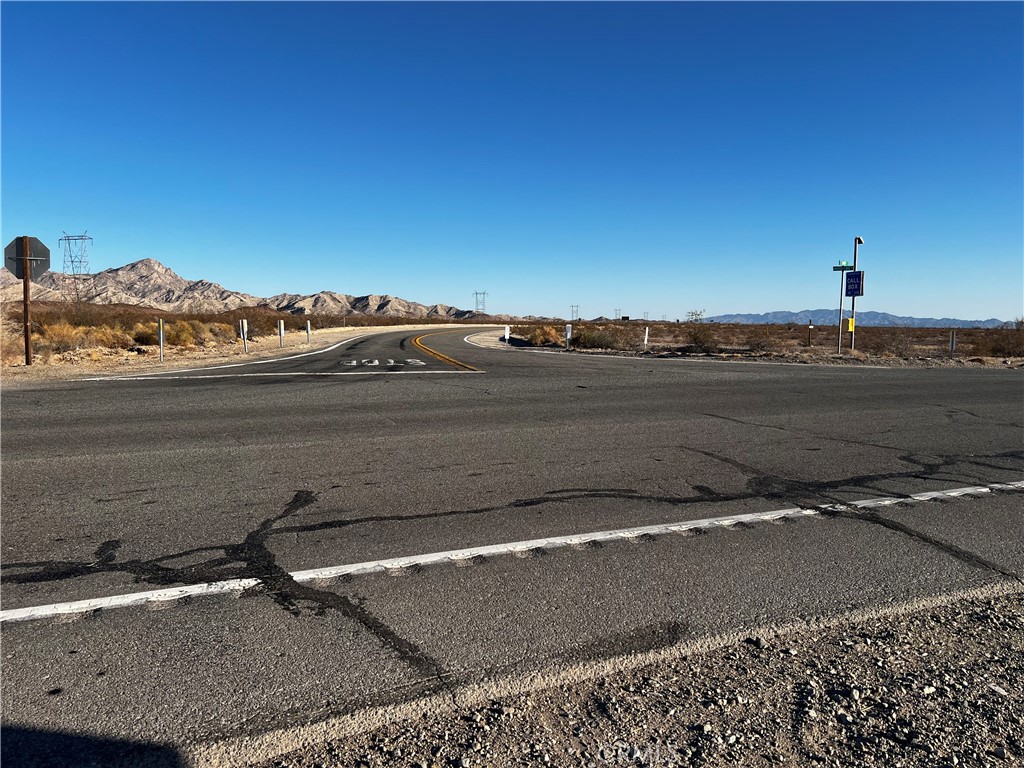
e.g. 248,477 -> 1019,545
3,2 -> 1022,320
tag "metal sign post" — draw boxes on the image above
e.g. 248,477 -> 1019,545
4,236 -> 52,365
849,237 -> 865,350
832,260 -> 853,354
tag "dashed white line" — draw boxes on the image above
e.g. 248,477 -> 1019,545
2,480 -> 1021,624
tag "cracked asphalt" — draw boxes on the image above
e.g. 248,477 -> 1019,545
1,328 -> 1022,766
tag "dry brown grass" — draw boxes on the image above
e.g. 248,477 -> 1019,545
511,320 -> 1024,362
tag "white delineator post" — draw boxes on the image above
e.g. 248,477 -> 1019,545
504,325 -> 510,344
278,319 -> 285,347
158,318 -> 165,362
644,326 -> 649,351
241,319 -> 249,353
306,320 -> 311,345
565,323 -> 572,350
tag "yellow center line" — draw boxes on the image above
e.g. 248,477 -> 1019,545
411,331 -> 482,372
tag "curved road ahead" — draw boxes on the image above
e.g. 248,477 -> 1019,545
2,327 -> 1022,765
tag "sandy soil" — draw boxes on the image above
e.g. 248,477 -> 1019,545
228,585 -> 1023,768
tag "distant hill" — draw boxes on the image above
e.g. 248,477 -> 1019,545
1,259 -> 480,319
705,309 -> 1008,329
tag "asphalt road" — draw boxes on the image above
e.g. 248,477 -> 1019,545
2,327 -> 1022,766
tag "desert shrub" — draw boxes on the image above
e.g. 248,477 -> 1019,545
163,321 -> 195,347
513,325 -> 562,346
685,321 -> 719,353
208,322 -> 236,341
1,312 -> 25,363
132,322 -> 159,345
972,320 -> 1024,357
82,325 -> 135,349
745,326 -> 778,353
40,321 -> 86,352
862,327 -> 913,358
571,327 -> 628,350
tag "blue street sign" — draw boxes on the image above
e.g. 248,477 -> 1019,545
845,270 -> 864,297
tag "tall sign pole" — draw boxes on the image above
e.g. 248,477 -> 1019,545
6,236 -> 51,366
850,236 -> 864,351
22,236 -> 32,365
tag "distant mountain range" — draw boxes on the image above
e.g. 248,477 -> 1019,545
1,259 -> 483,320
0,261 -> 1011,327
704,310 -> 1008,329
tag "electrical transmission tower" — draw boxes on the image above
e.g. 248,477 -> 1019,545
59,231 -> 94,303
473,291 -> 488,313
570,305 -> 579,321
614,308 -> 621,321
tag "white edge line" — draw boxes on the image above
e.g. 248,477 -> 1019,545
78,371 -> 485,381
3,481 -> 1021,624
80,335 -> 369,380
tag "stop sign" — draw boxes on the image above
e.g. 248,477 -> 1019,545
4,237 -> 50,280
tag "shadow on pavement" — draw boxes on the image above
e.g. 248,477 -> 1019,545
0,726 -> 183,768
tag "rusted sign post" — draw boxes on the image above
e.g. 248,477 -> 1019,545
4,236 -> 51,365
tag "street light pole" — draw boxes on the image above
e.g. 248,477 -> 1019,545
850,236 -> 864,351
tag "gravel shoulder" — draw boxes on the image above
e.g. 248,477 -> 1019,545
220,585 -> 1023,768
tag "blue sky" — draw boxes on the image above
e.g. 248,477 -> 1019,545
3,2 -> 1022,320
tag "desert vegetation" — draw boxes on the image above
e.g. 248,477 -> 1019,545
511,318 -> 1024,362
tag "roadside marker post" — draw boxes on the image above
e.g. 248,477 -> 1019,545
644,326 -> 649,351
504,325 -> 510,344
241,319 -> 249,353
949,329 -> 957,358
565,324 -> 572,350
306,320 -> 311,345
807,323 -> 814,347
278,320 -> 285,348
158,319 -> 165,362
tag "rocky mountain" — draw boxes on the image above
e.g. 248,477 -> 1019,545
705,309 -> 1008,329
1,259 -> 478,319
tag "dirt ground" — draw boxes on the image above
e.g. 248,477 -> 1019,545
198,584 -> 1023,768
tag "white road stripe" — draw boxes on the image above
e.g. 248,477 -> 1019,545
78,335 -> 369,381
3,480 -> 1021,624
78,371 -> 485,381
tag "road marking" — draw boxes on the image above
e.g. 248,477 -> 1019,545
78,335 -> 370,381
74,371 -> 484,381
2,480 -> 1020,625
411,332 -> 481,372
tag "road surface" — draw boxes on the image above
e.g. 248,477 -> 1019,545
2,327 -> 1021,766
